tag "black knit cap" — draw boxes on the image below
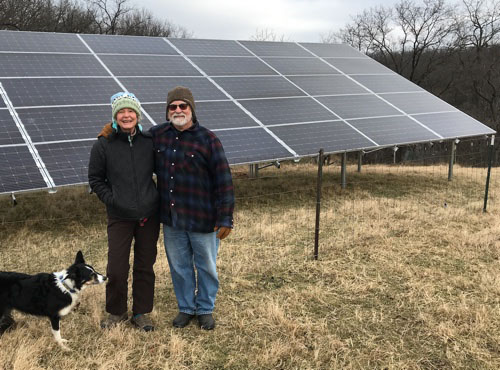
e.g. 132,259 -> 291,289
166,86 -> 196,122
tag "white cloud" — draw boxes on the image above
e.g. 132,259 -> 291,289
133,0 -> 401,42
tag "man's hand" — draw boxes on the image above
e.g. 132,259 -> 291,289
214,226 -> 232,240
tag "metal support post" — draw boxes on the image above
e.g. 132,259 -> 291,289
341,152 -> 347,189
483,135 -> 495,212
314,149 -> 324,260
249,164 -> 259,178
357,151 -> 363,172
448,140 -> 457,181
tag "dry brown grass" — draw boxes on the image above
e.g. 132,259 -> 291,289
0,161 -> 499,369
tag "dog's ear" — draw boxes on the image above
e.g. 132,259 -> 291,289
75,250 -> 85,264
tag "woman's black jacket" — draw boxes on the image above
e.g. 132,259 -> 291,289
88,125 -> 159,220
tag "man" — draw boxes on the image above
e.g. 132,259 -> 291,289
150,86 -> 234,330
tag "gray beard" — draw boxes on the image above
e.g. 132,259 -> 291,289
172,116 -> 189,127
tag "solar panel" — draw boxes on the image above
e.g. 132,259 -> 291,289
325,58 -> 394,75
0,109 -> 25,145
0,145 -> 48,193
346,116 -> 440,146
120,77 -> 226,102
99,55 -> 201,76
411,111 -> 492,138
288,75 -> 365,95
380,92 -> 457,115
0,30 -> 494,194
189,56 -> 277,76
17,106 -> 152,142
269,121 -> 377,156
0,54 -> 108,77
80,33 -> 178,55
0,77 -> 122,106
240,97 -> 338,125
0,31 -> 85,52
262,57 -> 339,75
35,141 -> 93,186
213,76 -> 306,99
316,95 -> 401,120
216,128 -> 296,164
169,38 -> 251,56
239,41 -> 311,57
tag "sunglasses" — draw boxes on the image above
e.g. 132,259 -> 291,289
168,103 -> 189,111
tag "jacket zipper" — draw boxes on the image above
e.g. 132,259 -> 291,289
129,135 -> 141,218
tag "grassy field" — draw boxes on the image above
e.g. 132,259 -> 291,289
0,161 -> 499,369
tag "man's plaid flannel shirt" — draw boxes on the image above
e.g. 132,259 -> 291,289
150,121 -> 234,233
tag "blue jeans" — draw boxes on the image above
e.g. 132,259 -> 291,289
163,226 -> 220,315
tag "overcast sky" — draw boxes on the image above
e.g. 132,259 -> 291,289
131,0 -> 402,42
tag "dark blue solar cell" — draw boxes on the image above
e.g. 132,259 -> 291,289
269,121 -> 376,155
379,92 -> 456,115
0,145 -> 48,193
100,55 -> 200,77
0,78 -> 122,107
325,58 -> 393,74
317,95 -> 401,119
215,128 -> 296,164
35,140 -> 94,186
412,111 -> 495,139
0,109 -> 24,145
81,34 -> 178,55
239,41 -> 311,57
0,30 -> 88,53
299,43 -> 367,58
120,77 -> 227,104
170,38 -> 251,56
347,116 -> 440,146
189,57 -> 277,76
262,57 -> 338,75
352,74 -> 423,93
213,76 -> 305,99
288,75 -> 366,96
17,105 -> 152,142
240,97 -> 338,125
0,54 -> 108,77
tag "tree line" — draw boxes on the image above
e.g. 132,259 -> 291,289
0,0 -> 191,37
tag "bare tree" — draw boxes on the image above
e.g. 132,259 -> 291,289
454,0 -> 500,49
0,0 -> 49,30
250,28 -> 290,42
329,0 -> 455,84
119,8 -> 192,37
51,0 -> 98,33
90,0 -> 132,34
451,0 -> 500,130
0,0 -> 192,38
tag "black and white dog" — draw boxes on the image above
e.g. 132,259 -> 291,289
0,250 -> 106,350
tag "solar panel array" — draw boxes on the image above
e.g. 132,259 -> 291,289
0,30 -> 495,194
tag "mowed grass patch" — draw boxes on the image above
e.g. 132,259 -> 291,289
0,162 -> 499,369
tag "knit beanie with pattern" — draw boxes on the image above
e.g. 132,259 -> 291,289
111,92 -> 142,124
166,86 -> 196,122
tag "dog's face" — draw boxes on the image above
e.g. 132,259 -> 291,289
68,251 -> 107,290
79,265 -> 107,286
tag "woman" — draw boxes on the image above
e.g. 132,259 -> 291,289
88,92 -> 159,331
